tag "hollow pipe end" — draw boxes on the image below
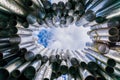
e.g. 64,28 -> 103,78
85,75 -> 96,80
24,51 -> 35,61
11,70 -> 21,78
0,68 -> 9,80
23,66 -> 36,79
107,59 -> 116,67
87,62 -> 98,71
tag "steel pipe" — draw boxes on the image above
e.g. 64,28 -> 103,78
0,57 -> 24,80
23,59 -> 42,79
11,61 -> 31,78
34,61 -> 49,80
84,48 -> 116,67
0,0 -> 28,16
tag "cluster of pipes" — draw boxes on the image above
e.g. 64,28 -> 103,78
0,0 -> 120,80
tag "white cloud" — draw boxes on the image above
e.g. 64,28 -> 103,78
47,24 -> 92,50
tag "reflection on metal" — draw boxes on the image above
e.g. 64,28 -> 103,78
0,0 -> 28,16
88,27 -> 119,36
0,0 -> 120,80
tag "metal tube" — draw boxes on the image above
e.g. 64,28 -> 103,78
37,0 -> 44,7
75,10 -> 96,26
76,0 -> 114,26
68,10 -> 74,16
97,68 -> 117,80
15,0 -> 38,11
42,1 -> 51,10
36,48 -> 49,63
108,42 -> 120,48
31,0 -> 42,7
51,62 -> 60,77
86,41 -> 110,54
84,48 -> 116,67
52,15 -> 61,27
67,59 -> 77,76
104,51 -> 120,70
88,70 -> 105,80
71,13 -> 80,24
60,49 -> 67,61
104,50 -> 120,62
85,0 -> 99,11
84,49 -> 117,73
37,7 -> 46,20
63,8 -> 69,17
16,27 -> 33,35
58,1 -> 65,10
0,55 -> 18,67
65,15 -> 74,26
0,21 -> 8,29
0,51 -> 12,60
98,61 -> 112,73
24,47 -> 37,61
95,72 -> 106,80
91,36 -> 119,42
55,49 -> 62,64
26,14 -> 40,27
99,64 -> 120,77
45,49 -> 55,60
0,29 -> 15,37
0,35 -> 20,44
75,2 -> 84,11
28,24 -> 41,30
0,42 -> 10,49
73,50 -> 87,68
16,21 -> 29,28
11,61 -> 31,78
88,27 -> 119,37
0,57 -> 24,80
76,50 -> 98,71
60,16 -> 67,27
0,0 -> 28,16
52,3 -> 57,11
90,0 -> 116,13
43,64 -> 52,80
0,37 -> 9,43
24,44 -> 37,52
59,60 -> 68,75
79,68 -> 96,80
91,21 -> 119,30
34,61 -> 49,80
67,50 -> 79,67
24,46 -> 44,61
26,0 -> 38,10
37,18 -> 49,28
33,46 -> 44,59
65,2 -> 72,10
18,34 -> 34,44
83,16 -> 107,27
23,59 -> 42,79
0,6 -> 10,14
106,8 -> 120,19
9,46 -> 19,54
96,1 -> 120,17
55,8 -> 63,17
68,74 -> 76,80
5,58 -> 25,72
56,75 -> 68,80
18,42 -> 35,49
45,16 -> 55,28
49,49 -> 57,63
